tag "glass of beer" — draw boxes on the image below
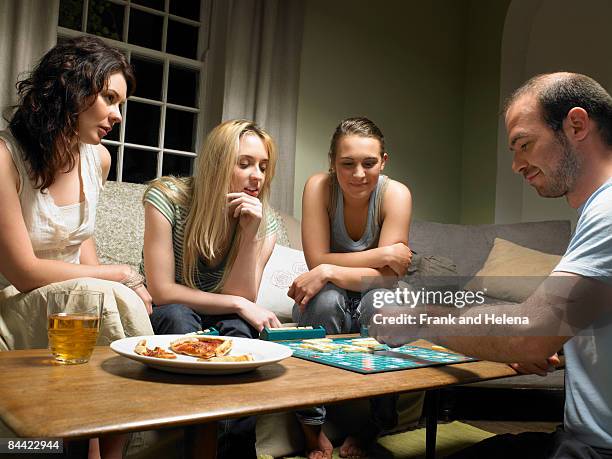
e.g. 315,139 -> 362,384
47,290 -> 103,364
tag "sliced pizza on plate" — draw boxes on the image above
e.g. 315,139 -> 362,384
134,339 -> 177,359
169,336 -> 232,359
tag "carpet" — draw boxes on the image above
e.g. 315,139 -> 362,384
260,421 -> 495,459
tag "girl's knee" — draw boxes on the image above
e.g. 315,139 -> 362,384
359,288 -> 392,326
308,284 -> 346,313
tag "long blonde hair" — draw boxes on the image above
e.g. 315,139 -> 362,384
146,120 -> 277,290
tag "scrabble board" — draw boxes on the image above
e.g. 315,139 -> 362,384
279,338 -> 476,374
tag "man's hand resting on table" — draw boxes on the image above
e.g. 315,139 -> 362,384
509,353 -> 561,377
367,307 -> 419,348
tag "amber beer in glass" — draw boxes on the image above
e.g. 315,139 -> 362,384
47,291 -> 103,364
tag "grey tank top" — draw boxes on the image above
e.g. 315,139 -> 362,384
330,174 -> 388,253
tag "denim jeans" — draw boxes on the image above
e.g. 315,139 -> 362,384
150,303 -> 257,338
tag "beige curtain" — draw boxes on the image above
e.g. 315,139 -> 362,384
0,0 -> 59,129
204,0 -> 304,215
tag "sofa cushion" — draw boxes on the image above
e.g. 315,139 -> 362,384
96,181 -> 147,268
256,244 -> 307,321
465,238 -> 562,302
409,220 -> 571,277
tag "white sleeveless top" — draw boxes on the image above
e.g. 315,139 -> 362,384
0,131 -> 103,289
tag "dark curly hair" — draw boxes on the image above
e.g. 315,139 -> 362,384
7,35 -> 136,190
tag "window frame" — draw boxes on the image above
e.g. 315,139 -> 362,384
57,0 -> 211,182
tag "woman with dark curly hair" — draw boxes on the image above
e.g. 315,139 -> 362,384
0,35 -> 154,457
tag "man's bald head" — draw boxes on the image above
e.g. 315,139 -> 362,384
505,72 -> 612,147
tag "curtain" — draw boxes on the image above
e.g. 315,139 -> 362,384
204,0 -> 305,215
0,0 -> 59,129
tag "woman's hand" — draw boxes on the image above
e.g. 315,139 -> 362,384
288,264 -> 333,311
380,243 -> 412,277
133,285 -> 153,315
227,192 -> 262,236
116,265 -> 152,314
116,264 -> 135,281
509,353 -> 561,376
234,297 -> 281,331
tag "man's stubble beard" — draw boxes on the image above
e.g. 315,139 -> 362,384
538,133 -> 582,198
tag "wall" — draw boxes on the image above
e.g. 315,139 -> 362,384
495,0 -> 612,225
294,0 -> 469,222
459,0 -> 510,224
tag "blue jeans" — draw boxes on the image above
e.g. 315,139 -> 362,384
150,303 -> 257,338
150,303 -> 258,458
292,284 -> 399,430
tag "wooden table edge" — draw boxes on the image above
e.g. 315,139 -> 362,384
0,340 -> 521,439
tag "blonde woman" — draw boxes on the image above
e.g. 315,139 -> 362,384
143,120 -> 281,339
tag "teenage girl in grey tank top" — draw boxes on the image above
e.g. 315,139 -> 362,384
288,117 -> 414,458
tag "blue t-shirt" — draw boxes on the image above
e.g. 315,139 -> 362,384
554,177 -> 612,448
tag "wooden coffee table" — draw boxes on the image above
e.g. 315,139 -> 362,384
0,341 -> 518,458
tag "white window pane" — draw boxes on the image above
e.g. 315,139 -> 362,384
87,0 -> 124,41
167,20 -> 198,59
125,102 -> 161,147
164,109 -> 196,151
105,144 -> 119,182
132,0 -> 164,12
59,0 -> 83,31
170,0 -> 200,21
168,65 -> 198,107
132,56 -> 164,101
122,148 -> 158,183
162,154 -> 194,177
128,9 -> 163,51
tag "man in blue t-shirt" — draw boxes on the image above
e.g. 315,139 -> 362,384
372,72 -> 612,458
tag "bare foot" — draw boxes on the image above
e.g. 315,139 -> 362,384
339,435 -> 368,458
301,423 -> 333,459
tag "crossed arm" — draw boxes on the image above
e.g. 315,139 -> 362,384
289,173 -> 413,306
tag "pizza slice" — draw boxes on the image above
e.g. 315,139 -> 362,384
134,339 -> 177,359
169,336 -> 232,359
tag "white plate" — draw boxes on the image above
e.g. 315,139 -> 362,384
110,335 -> 292,375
